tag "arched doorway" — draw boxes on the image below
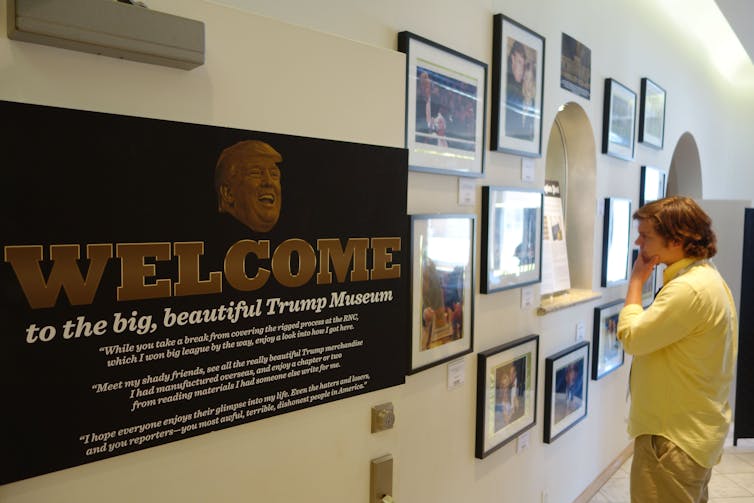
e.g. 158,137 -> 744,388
667,132 -> 702,197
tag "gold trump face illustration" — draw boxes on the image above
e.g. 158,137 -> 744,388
215,140 -> 282,232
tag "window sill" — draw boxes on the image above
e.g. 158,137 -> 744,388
537,289 -> 602,315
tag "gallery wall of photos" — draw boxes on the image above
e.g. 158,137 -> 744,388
398,11 -> 666,455
0,4 -> 674,489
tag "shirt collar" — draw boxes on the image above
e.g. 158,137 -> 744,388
662,257 -> 697,284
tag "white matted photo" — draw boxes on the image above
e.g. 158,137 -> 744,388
399,31 -> 487,176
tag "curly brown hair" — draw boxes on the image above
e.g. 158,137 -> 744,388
634,196 -> 717,258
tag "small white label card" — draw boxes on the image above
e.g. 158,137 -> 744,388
521,157 -> 535,183
521,286 -> 534,310
458,178 -> 476,206
447,358 -> 466,389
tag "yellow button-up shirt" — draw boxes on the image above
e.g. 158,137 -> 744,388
617,257 -> 738,468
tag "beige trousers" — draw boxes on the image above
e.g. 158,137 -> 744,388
631,435 -> 712,503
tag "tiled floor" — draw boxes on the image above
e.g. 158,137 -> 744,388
588,438 -> 754,503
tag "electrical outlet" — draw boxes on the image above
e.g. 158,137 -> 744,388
371,403 -> 395,433
516,430 -> 530,453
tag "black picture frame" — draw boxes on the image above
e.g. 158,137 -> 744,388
475,335 -> 539,459
560,33 -> 591,100
480,186 -> 543,293
592,299 -> 625,380
409,214 -> 475,374
544,341 -> 589,443
639,165 -> 667,207
601,197 -> 632,287
638,77 -> 666,149
602,78 -> 636,161
491,14 -> 545,157
398,31 -> 487,177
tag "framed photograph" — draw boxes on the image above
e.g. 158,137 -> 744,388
398,31 -> 487,177
491,14 -> 545,157
480,186 -> 543,293
475,335 -> 539,458
543,341 -> 589,443
639,165 -> 667,207
632,249 -> 656,308
601,197 -> 632,287
560,33 -> 591,100
601,78 -> 636,161
409,214 -> 475,373
638,78 -> 666,149
592,299 -> 625,380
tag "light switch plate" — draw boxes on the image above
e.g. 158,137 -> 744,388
370,454 -> 393,503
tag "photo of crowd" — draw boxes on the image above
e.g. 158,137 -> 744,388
420,255 -> 465,350
415,66 -> 478,152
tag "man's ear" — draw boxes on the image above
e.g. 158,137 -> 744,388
669,238 -> 684,251
219,184 -> 234,207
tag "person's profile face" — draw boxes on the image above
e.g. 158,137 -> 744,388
635,219 -> 672,264
230,157 -> 282,232
510,50 -> 525,83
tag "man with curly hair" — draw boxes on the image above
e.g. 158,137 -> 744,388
618,196 -> 738,502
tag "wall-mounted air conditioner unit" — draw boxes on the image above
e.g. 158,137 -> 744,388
6,0 -> 205,70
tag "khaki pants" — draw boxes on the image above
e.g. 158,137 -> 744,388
631,435 -> 712,503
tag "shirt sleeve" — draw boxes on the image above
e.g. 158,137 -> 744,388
617,279 -> 701,356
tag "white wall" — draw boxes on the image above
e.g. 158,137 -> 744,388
1,0 -> 753,502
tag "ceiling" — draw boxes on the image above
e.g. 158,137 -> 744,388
715,0 -> 754,64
